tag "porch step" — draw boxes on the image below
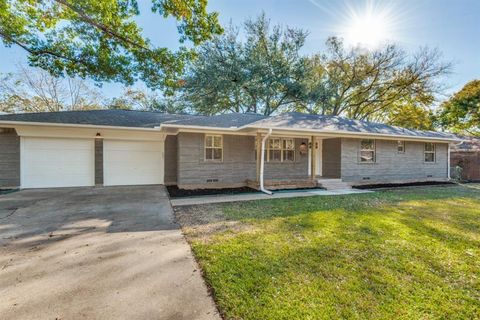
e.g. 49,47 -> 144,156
317,178 -> 351,190
246,179 -> 317,191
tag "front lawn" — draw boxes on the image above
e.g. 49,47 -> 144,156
175,184 -> 480,320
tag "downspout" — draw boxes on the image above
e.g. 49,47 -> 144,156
260,128 -> 273,195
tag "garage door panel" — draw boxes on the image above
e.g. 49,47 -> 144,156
103,140 -> 164,186
22,137 -> 94,188
106,141 -> 163,152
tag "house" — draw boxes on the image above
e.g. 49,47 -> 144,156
0,110 -> 459,191
450,136 -> 480,181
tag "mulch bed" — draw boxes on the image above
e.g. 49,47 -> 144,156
353,181 -> 456,190
0,189 -> 19,195
167,185 -> 258,198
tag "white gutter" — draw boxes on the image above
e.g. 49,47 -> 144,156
244,125 -> 461,143
0,120 -> 461,143
0,120 -> 159,132
259,128 -> 273,195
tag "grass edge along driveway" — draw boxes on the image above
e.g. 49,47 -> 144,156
175,184 -> 480,320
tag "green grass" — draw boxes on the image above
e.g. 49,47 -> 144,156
176,184 -> 480,320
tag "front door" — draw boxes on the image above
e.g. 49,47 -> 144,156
315,138 -> 322,176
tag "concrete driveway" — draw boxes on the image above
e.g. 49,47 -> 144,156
0,186 -> 220,320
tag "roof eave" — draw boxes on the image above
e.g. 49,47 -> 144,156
0,120 -> 161,131
245,125 -> 461,143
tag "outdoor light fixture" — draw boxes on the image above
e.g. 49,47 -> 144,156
299,142 -> 308,154
95,132 -> 102,138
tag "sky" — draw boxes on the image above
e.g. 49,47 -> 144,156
0,0 -> 478,100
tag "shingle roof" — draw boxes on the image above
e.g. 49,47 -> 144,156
164,113 -> 267,128
249,112 -> 458,140
451,136 -> 480,152
0,109 -> 459,141
0,110 -> 195,128
0,110 -> 266,129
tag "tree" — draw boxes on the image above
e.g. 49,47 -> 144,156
0,0 -> 222,90
436,80 -> 480,136
386,102 -> 434,130
107,87 -> 187,113
296,37 -> 451,125
180,13 -> 309,115
0,65 -> 103,113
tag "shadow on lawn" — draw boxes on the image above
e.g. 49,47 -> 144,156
193,194 -> 480,319
176,185 -> 480,227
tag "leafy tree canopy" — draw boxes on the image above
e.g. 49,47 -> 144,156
295,37 -> 450,126
180,13 -> 309,115
107,87 -> 187,113
436,80 -> 480,136
0,0 -> 222,90
180,15 -> 451,129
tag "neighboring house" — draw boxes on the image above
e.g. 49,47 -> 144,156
0,110 -> 459,191
450,136 -> 480,181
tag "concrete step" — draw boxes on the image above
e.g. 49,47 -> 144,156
317,179 -> 351,190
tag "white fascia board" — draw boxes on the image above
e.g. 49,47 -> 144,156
243,125 -> 461,143
159,123 -> 239,131
0,120 -> 159,131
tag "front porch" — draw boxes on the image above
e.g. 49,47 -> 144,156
251,134 -> 346,191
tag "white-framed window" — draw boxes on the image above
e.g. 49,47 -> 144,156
424,142 -> 435,162
205,135 -> 223,161
397,140 -> 405,153
259,137 -> 295,162
268,138 -> 282,162
282,139 -> 295,162
360,139 -> 375,163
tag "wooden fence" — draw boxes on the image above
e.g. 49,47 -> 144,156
451,151 -> 480,181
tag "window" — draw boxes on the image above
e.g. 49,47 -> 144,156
268,138 -> 282,161
205,135 -> 222,161
262,138 -> 295,162
424,142 -> 435,162
282,139 -> 295,162
397,140 -> 405,153
360,139 -> 375,163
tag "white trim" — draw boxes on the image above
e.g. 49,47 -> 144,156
307,137 -> 312,176
204,134 -> 223,162
260,129 -> 273,195
0,119 -> 461,143
359,139 -> 376,163
20,136 -> 25,189
315,138 -> 323,176
0,120 -> 159,131
243,126 -> 460,143
424,142 -> 436,163
397,140 -> 405,153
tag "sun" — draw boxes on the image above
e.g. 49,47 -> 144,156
337,0 -> 401,49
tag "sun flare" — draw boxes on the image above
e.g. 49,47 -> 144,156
336,0 -> 402,49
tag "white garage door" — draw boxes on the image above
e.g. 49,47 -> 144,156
21,137 -> 94,188
103,140 -> 164,186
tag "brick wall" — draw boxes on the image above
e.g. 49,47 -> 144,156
0,128 -> 20,188
176,133 -> 309,188
341,138 -> 449,184
164,135 -> 178,185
